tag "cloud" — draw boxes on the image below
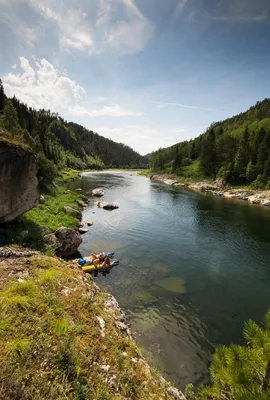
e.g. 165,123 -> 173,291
3,57 -> 142,118
94,124 -> 187,154
175,0 -> 189,14
190,0 -> 269,23
150,100 -> 224,112
23,0 -> 154,55
74,104 -> 143,117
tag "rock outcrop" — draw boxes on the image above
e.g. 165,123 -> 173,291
55,227 -> 82,257
0,142 -> 39,222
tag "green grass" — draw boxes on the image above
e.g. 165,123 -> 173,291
57,169 -> 81,183
0,129 -> 29,151
0,254 -> 178,399
0,186 -> 84,250
177,159 -> 204,180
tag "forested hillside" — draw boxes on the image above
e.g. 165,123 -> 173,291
151,99 -> 270,188
0,80 -> 147,188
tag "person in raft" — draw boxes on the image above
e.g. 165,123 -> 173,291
102,256 -> 111,269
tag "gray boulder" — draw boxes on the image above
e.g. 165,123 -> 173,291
55,227 -> 82,257
0,143 -> 39,222
92,188 -> 105,197
62,206 -> 82,220
78,228 -> 88,234
97,201 -> 119,210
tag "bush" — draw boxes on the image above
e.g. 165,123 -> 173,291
182,158 -> 192,167
37,152 -> 58,189
251,174 -> 265,189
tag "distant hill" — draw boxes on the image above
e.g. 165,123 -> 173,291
0,79 -> 148,188
150,99 -> 270,187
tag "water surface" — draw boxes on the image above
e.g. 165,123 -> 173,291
68,172 -> 270,390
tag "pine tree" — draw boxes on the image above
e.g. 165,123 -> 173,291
0,79 -> 5,112
200,129 -> 216,177
233,127 -> 250,182
172,152 -> 182,171
2,99 -> 20,134
197,311 -> 270,400
246,161 -> 257,183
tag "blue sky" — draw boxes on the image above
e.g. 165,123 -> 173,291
0,0 -> 270,154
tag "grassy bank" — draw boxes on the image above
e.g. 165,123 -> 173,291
0,253 -> 181,400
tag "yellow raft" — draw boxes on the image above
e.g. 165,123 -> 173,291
82,259 -> 119,273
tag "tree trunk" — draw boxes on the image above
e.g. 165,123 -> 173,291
262,359 -> 270,391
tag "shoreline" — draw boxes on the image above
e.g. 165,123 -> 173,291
150,173 -> 270,207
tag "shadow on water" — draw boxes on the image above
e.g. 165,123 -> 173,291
69,172 -> 270,390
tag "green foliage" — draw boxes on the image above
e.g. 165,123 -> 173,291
150,99 -> 270,186
197,311 -> 270,399
37,152 -> 58,190
246,161 -> 257,183
6,338 -> 32,362
251,174 -> 265,189
182,157 -> 192,167
1,99 -> 21,134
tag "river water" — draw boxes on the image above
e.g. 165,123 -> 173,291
68,171 -> 270,390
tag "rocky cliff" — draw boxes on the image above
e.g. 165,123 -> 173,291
0,142 -> 39,222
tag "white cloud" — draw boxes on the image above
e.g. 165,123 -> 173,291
3,57 -> 141,118
24,0 -> 154,55
74,104 -> 142,117
175,0 -> 189,13
150,100 -> 224,112
94,124 -> 186,154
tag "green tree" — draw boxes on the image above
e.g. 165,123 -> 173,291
197,311 -> 270,400
37,152 -> 58,190
172,152 -> 182,171
0,79 -> 5,112
2,99 -> 20,134
246,161 -> 257,183
200,129 -> 216,177
233,127 -> 250,182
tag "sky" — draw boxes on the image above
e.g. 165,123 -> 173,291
0,0 -> 270,155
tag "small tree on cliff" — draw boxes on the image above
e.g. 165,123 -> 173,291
197,311 -> 270,400
2,99 -> 20,134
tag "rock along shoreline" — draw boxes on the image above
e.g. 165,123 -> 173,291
150,173 -> 270,206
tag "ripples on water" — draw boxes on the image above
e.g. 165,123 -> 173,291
68,172 -> 270,390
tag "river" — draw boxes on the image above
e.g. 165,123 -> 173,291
68,171 -> 270,391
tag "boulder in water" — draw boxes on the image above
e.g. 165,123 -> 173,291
78,228 -> 88,234
92,188 -> 105,197
97,201 -> 119,210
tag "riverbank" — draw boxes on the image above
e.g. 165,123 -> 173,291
0,247 -> 185,399
150,173 -> 270,207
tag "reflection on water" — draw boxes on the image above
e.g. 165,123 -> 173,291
68,172 -> 270,390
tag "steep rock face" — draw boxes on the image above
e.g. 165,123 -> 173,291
0,143 -> 39,222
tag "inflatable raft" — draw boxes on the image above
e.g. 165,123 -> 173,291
82,259 -> 119,273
